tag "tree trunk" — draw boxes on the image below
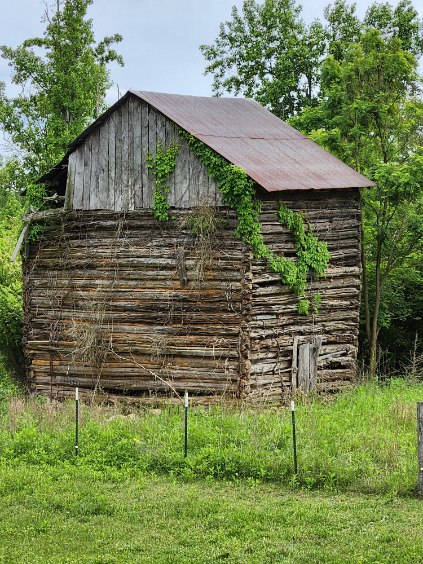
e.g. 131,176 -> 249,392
361,225 -> 371,345
368,263 -> 382,378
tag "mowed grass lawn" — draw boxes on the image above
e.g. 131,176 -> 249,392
1,465 -> 423,563
2,379 -> 423,562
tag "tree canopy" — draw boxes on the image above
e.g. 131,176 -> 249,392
203,0 -> 423,374
293,27 -> 423,374
0,0 -> 123,180
201,0 -> 423,119
200,0 -> 326,119
0,0 -> 123,383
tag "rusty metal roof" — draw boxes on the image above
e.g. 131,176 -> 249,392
131,91 -> 373,190
41,90 -> 374,190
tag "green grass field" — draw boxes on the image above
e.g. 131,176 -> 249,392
1,378 -> 423,562
1,466 -> 423,563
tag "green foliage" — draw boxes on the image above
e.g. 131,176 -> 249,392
293,26 -> 423,371
200,0 -> 327,119
178,129 -> 329,312
0,163 -> 24,382
0,0 -> 123,180
277,203 -> 330,297
202,0 -> 422,336
201,0 -> 423,121
0,2 -> 124,381
147,142 -> 180,221
0,380 -> 422,496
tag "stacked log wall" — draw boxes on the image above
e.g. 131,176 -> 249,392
248,189 -> 362,401
24,193 -> 362,403
24,210 -> 247,400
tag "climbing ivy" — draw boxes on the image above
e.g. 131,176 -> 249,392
147,142 -> 180,221
177,129 -> 330,314
276,203 -> 330,312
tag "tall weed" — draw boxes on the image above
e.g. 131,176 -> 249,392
0,380 -> 422,495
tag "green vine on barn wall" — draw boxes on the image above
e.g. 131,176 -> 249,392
149,131 -> 330,314
147,141 -> 180,221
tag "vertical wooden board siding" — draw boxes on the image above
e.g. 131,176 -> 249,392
139,101 -> 149,208
66,98 -> 222,211
64,152 -> 76,210
133,98 -> 142,209
114,104 -> 123,211
108,114 -> 116,211
82,136 -> 92,209
155,108 -> 166,147
147,105 -> 157,208
173,136 -> 190,207
97,119 -> 109,209
188,145 -> 200,205
127,97 -> 135,211
73,145 -> 85,209
197,156 -> 208,205
89,128 -> 100,209
165,119 -> 178,202
121,99 -> 130,212
212,176 -> 222,206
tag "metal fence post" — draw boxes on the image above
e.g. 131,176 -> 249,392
417,402 -> 423,495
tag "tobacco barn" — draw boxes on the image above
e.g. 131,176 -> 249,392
23,91 -> 373,403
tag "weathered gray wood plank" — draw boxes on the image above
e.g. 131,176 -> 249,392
97,119 -> 109,209
108,114 -> 116,211
147,104 -> 157,208
139,101 -> 149,208
72,146 -> 85,209
64,151 -> 76,210
127,97 -> 135,211
121,99 -> 129,212
309,336 -> 322,390
173,137 -> 190,207
114,104 -> 123,211
133,98 -> 142,209
82,136 -> 92,209
89,128 -> 100,209
298,343 -> 310,392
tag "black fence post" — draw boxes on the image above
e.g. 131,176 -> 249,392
291,400 -> 298,476
75,387 -> 79,457
417,402 -> 423,495
184,391 -> 189,458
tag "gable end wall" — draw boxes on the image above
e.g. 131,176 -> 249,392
66,97 -> 221,211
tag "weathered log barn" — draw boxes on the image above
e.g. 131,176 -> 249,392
23,91 -> 373,403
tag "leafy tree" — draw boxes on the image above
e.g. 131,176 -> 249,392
324,0 -> 362,61
203,0 -> 423,374
0,0 -> 123,180
202,0 -> 422,119
200,0 -> 327,119
323,0 -> 423,61
364,0 -> 423,56
292,29 -> 423,376
0,160 -> 24,382
0,0 -> 123,383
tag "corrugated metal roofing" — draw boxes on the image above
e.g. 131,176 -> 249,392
41,90 -> 374,190
130,91 -> 373,190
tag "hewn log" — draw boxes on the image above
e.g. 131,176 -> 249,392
25,188 -> 361,403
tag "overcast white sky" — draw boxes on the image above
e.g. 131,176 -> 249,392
0,0 -> 389,106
